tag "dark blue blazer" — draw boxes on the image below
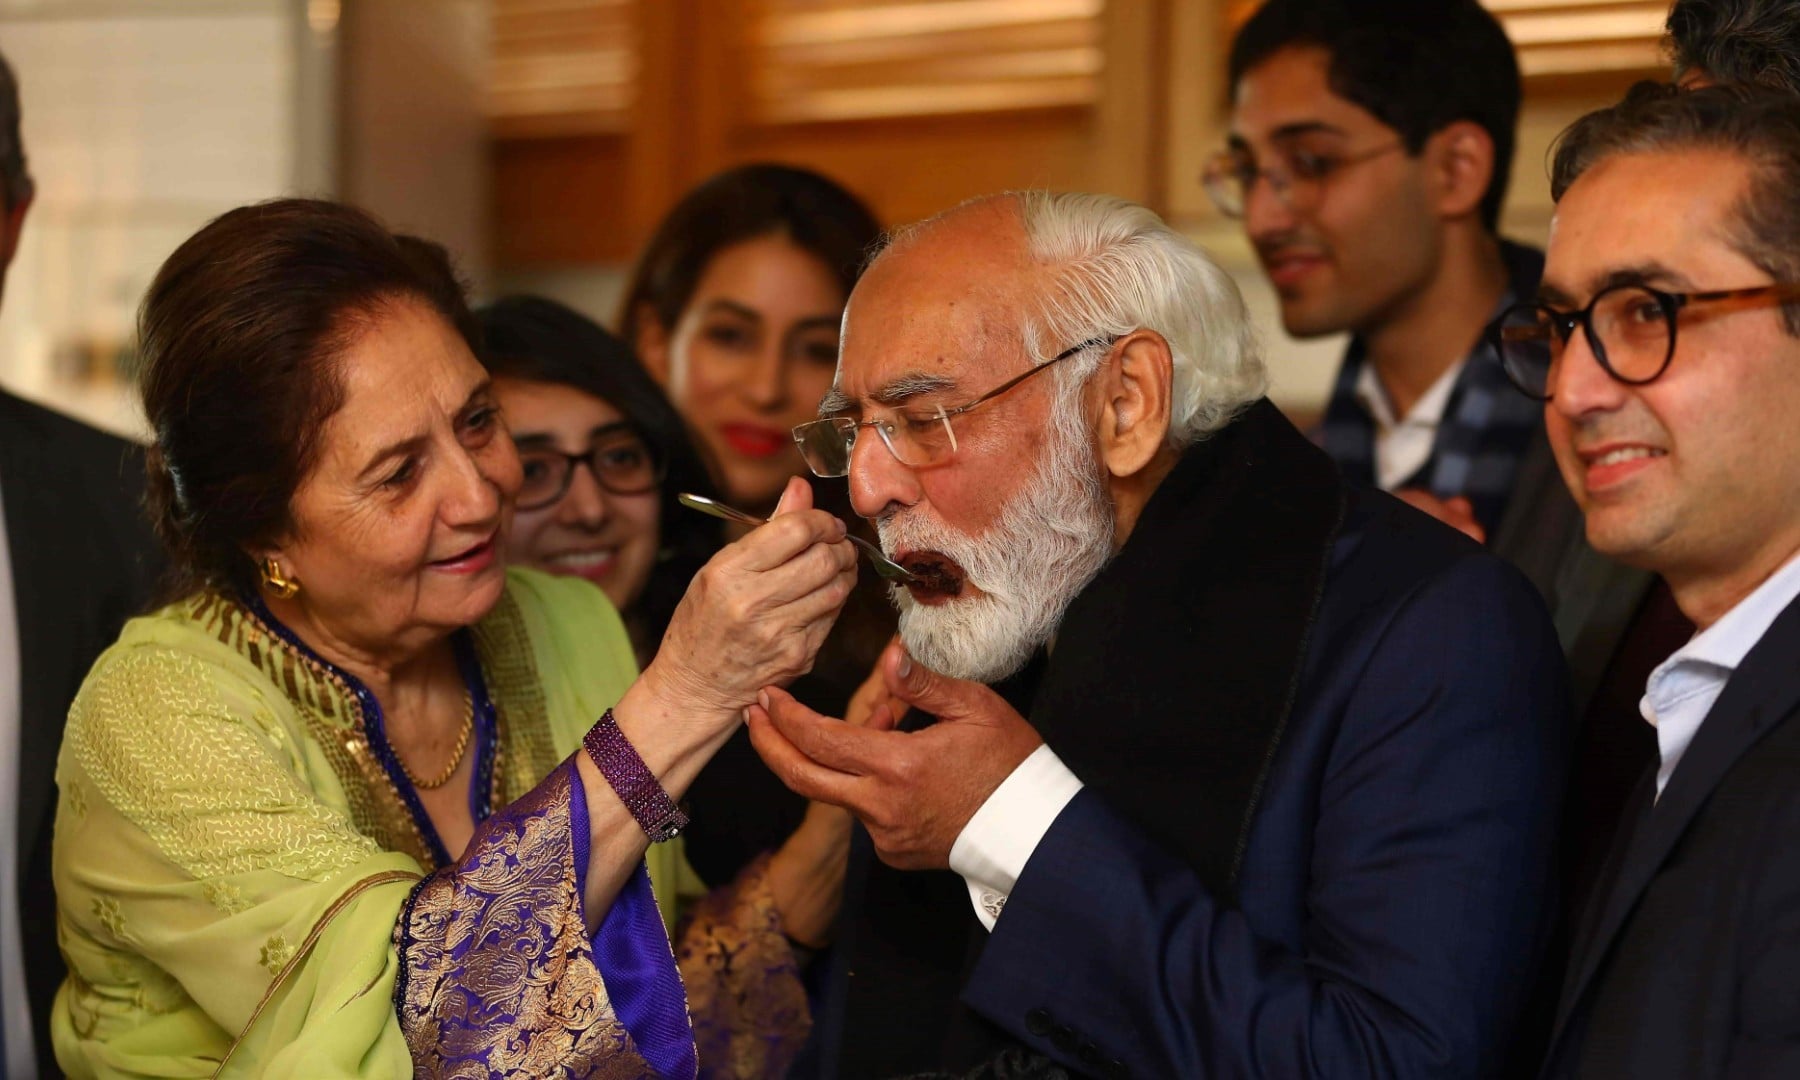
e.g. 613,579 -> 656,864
959,489 -> 1571,1078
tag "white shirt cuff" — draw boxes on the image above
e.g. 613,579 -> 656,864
948,744 -> 1084,930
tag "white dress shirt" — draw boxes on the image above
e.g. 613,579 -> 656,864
1353,358 -> 1465,491
1641,551 -> 1800,799
949,744 -> 1083,930
0,479 -> 36,1075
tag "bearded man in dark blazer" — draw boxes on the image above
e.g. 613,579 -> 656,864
0,48 -> 159,1075
748,191 -> 1571,1078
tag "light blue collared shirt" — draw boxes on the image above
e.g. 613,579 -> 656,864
1641,550 -> 1800,798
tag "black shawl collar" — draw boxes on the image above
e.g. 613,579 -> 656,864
1027,398 -> 1346,895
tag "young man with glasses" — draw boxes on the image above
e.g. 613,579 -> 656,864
1217,0 -> 1536,542
747,191 -> 1569,1077
1524,82 -> 1800,1079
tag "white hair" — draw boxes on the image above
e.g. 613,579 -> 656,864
1014,190 -> 1266,446
868,193 -> 1260,679
879,191 -> 1267,447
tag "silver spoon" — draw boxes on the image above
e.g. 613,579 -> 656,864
677,492 -> 916,583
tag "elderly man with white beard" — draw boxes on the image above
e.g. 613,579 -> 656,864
747,191 -> 1570,1079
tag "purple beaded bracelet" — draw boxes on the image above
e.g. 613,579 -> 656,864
582,709 -> 689,842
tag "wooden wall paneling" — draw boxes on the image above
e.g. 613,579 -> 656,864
1091,0 -> 1168,208
490,0 -> 636,137
682,0 -> 754,188
492,133 -> 632,264
623,0 -> 702,256
1483,0 -> 1668,78
1162,0 -> 1235,236
494,0 -> 1180,264
720,0 -> 1131,227
747,0 -> 1105,123
728,109 -> 1097,227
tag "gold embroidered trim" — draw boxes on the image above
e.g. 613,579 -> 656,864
193,590 -> 552,868
470,589 -> 559,805
212,868 -> 422,1078
397,769 -> 660,1078
678,854 -> 811,1077
198,595 -> 438,868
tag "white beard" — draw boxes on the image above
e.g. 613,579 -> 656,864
878,389 -> 1116,683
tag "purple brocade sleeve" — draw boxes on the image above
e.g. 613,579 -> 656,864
676,854 -> 812,1079
393,757 -> 698,1079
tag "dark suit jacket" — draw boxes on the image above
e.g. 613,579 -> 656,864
1491,433 -> 1657,718
954,485 -> 1570,1078
0,389 -> 159,1066
1541,591 -> 1800,1079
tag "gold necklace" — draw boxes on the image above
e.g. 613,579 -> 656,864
397,690 -> 474,791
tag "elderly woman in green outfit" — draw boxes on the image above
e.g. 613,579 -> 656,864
50,199 -> 853,1077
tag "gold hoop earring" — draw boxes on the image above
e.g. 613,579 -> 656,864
260,557 -> 301,599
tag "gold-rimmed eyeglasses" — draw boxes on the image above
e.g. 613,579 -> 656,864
791,335 -> 1117,478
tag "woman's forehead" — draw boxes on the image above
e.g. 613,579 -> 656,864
322,305 -> 485,453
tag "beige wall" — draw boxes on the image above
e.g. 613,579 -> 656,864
340,0 -> 490,291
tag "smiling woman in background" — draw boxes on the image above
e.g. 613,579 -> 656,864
619,162 -> 882,518
480,294 -> 723,666
49,200 -> 853,1077
616,166 -> 897,922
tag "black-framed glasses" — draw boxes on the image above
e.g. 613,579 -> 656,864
515,425 -> 666,511
791,335 -> 1118,478
1201,141 -> 1404,219
1489,282 -> 1800,401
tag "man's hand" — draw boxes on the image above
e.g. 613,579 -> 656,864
746,639 -> 1043,870
1395,489 -> 1487,543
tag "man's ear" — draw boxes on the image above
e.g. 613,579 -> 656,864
633,302 -> 671,386
1425,120 -> 1497,222
1094,331 -> 1174,480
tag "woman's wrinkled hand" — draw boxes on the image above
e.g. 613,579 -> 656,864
644,477 -> 858,725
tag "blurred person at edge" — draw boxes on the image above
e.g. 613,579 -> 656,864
50,198 -> 855,1078
480,296 -> 863,1074
1525,83 -> 1800,1078
0,46 -> 161,1078
618,163 -> 878,524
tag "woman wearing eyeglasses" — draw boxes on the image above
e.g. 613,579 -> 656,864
482,295 -> 723,667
